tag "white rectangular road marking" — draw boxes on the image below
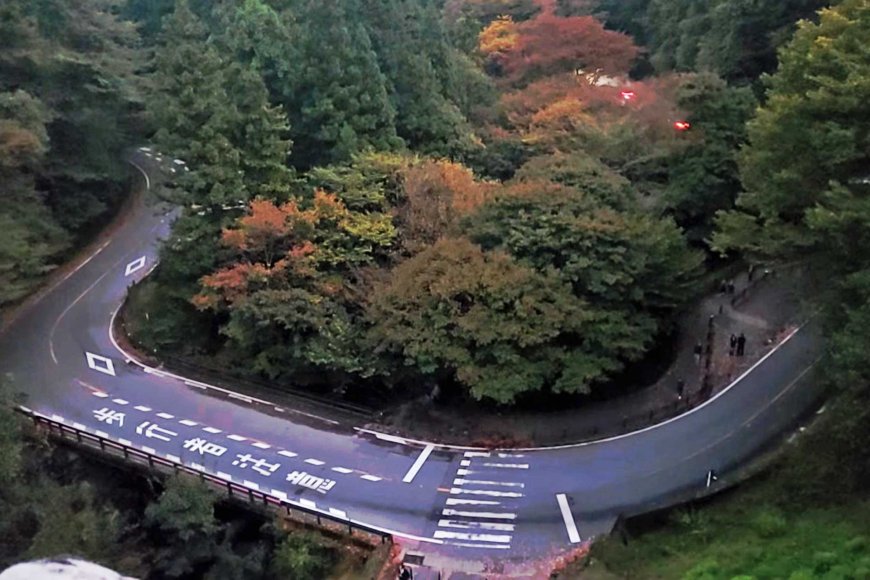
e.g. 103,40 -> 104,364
271,490 -> 288,501
402,444 -> 434,483
464,451 -> 490,458
433,530 -> 511,544
92,392 -> 109,398
361,474 -> 382,482
179,419 -> 198,426
227,434 -> 246,441
73,422 -> 87,431
329,508 -> 347,519
112,399 -> 128,405
96,430 -> 109,438
445,498 -> 500,506
157,412 -> 174,419
442,508 -> 516,520
449,487 -> 523,498
51,414 -> 65,422
438,519 -> 515,532
449,542 -> 510,550
141,446 -> 156,454
453,478 -> 524,488
203,427 -> 222,434
243,480 -> 260,490
298,498 -> 316,509
134,405 -> 151,412
166,454 -> 180,463
556,493 -> 582,543
217,471 -> 233,481
252,442 -> 271,449
498,453 -> 524,458
460,460 -> 471,467
118,438 -> 132,446
304,458 -> 325,466
482,462 -> 529,469
331,467 -> 353,474
278,450 -> 298,458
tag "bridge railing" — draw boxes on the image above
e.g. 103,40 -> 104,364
16,408 -> 392,546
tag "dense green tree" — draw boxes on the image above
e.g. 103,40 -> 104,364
149,0 -> 293,208
714,0 -> 870,261
662,73 -> 756,240
363,0 -> 475,157
145,476 -> 221,578
367,237 -> 596,403
513,150 -> 635,209
644,0 -> 826,82
269,533 -> 334,580
287,0 -> 401,168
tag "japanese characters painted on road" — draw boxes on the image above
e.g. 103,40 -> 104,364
286,470 -> 336,494
93,407 -> 125,426
136,420 -> 178,442
183,437 -> 228,457
232,453 -> 280,477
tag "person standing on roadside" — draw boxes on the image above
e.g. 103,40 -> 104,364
729,334 -> 737,356
737,333 -> 747,356
694,341 -> 703,365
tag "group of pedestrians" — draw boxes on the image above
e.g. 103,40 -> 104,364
729,333 -> 747,357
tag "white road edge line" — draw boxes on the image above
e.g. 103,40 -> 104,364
556,493 -> 581,543
402,444 -> 434,483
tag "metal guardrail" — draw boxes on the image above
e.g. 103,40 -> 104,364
16,408 -> 392,546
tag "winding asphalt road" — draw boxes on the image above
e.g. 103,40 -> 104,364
0,150 -> 825,569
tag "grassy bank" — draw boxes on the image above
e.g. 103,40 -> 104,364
556,375 -> 870,579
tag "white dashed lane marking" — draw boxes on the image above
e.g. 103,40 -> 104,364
438,520 -> 515,532
179,419 -> 198,427
278,450 -> 298,458
134,405 -> 151,412
331,467 -> 353,474
360,474 -> 382,482
112,399 -> 128,405
252,442 -> 271,450
157,412 -> 174,419
304,458 -> 325,466
92,392 -> 109,398
441,508 -> 517,520
203,427 -> 222,434
227,434 -> 246,441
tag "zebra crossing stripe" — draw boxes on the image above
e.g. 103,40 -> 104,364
441,508 -> 516,520
433,530 -> 511,543
445,498 -> 501,506
453,478 -> 524,488
482,462 -> 529,469
438,519 -> 515,532
449,488 -> 522,498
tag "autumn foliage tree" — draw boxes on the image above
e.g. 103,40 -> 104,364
482,1 -> 639,86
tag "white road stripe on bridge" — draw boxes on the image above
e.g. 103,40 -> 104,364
481,462 -> 529,469
453,478 -> 524,488
449,487 -> 522,498
402,444 -> 434,483
438,519 -> 515,532
433,530 -> 511,544
445,498 -> 501,506
556,493 -> 582,543
441,508 -> 516,520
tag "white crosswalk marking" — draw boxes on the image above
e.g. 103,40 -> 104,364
453,478 -> 524,488
441,509 -> 517,520
438,520 -> 515,532
445,498 -> 501,506
433,530 -> 511,543
434,453 -> 533,549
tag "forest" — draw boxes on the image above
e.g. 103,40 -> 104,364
1,0 -> 869,577
120,0 -> 772,406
